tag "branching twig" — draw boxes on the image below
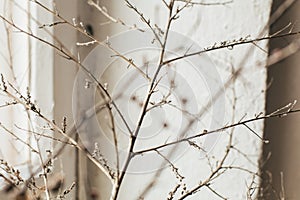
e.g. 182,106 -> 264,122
125,0 -> 163,47
178,131 -> 233,199
110,1 -> 177,199
134,108 -> 300,155
87,0 -> 143,31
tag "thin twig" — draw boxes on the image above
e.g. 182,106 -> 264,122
163,31 -> 300,66
176,0 -> 233,6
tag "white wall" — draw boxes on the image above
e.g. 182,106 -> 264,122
0,0 -> 53,196
0,0 -> 33,177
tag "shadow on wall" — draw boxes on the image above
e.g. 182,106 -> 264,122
263,0 -> 300,199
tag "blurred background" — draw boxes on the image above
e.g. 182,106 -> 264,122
263,0 -> 300,199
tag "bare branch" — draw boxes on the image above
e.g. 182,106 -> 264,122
134,108 -> 300,155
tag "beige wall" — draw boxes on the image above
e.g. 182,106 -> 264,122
263,0 -> 300,199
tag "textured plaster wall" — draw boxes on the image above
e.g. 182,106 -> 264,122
78,0 -> 272,199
